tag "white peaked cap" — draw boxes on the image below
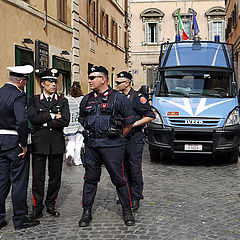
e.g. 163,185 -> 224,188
7,65 -> 34,75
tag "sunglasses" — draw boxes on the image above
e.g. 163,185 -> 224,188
115,81 -> 126,85
89,75 -> 103,80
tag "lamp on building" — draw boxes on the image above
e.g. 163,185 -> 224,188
22,38 -> 34,44
60,50 -> 70,55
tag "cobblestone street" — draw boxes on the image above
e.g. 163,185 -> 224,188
1,146 -> 240,240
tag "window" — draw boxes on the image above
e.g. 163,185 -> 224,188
140,8 -> 164,45
58,0 -> 67,23
147,23 -> 157,43
111,18 -> 118,44
100,10 -> 109,37
206,7 -> 226,41
213,22 -> 223,40
87,0 -> 96,28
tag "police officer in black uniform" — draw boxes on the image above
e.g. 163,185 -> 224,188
0,65 -> 40,230
28,68 -> 70,220
116,71 -> 155,212
78,66 -> 136,227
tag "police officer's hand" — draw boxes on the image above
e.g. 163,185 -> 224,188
123,124 -> 133,136
18,146 -> 27,158
56,112 -> 61,119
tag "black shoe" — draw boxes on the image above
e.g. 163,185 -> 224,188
0,220 -> 7,229
15,218 -> 40,230
79,209 -> 92,227
46,206 -> 60,217
123,209 -> 135,226
132,199 -> 140,212
29,210 -> 43,220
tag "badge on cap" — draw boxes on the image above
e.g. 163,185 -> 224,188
140,96 -> 147,104
51,69 -> 58,76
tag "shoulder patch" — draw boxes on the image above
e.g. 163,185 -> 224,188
140,96 -> 147,104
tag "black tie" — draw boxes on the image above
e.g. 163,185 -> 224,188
47,96 -> 51,102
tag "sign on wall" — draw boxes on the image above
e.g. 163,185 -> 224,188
35,40 -> 49,74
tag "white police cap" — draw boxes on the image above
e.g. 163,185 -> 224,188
7,65 -> 34,77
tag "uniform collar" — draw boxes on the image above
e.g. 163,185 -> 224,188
6,82 -> 23,92
93,86 -> 113,98
40,92 -> 58,101
126,88 -> 134,99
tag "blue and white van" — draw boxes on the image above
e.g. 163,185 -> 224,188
146,39 -> 240,163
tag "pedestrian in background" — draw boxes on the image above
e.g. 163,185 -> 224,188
78,66 -> 136,227
116,71 -> 155,212
64,81 -> 84,166
28,68 -> 70,220
0,65 -> 40,230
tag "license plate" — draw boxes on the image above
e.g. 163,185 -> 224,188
184,144 -> 202,151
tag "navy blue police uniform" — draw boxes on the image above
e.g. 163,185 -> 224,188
27,69 -> 70,217
124,87 -> 155,201
0,65 -> 36,229
116,70 -> 155,208
79,86 -> 135,210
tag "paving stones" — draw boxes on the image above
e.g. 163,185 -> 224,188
1,147 -> 240,239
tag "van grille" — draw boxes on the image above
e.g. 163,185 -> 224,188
168,117 -> 220,127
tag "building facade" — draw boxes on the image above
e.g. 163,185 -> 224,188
226,0 -> 240,86
130,0 -> 225,90
77,0 -> 130,92
0,0 -> 130,96
0,0 -> 73,97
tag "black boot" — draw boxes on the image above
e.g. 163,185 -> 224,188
123,209 -> 135,226
46,206 -> 60,217
132,199 -> 140,212
79,209 -> 92,227
29,210 -> 43,220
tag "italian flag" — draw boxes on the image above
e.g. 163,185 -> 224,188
177,9 -> 189,40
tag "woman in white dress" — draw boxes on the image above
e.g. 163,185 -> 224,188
64,82 -> 84,166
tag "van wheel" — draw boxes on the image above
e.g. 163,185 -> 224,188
229,149 -> 239,164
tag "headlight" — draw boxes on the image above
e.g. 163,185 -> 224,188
225,109 -> 240,126
151,107 -> 163,125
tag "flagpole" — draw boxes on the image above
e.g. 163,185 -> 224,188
190,1 -> 193,39
175,1 -> 179,36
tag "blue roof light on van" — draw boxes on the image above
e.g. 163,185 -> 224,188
175,35 -> 180,42
214,35 -> 220,42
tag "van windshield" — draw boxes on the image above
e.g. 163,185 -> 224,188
157,70 -> 234,98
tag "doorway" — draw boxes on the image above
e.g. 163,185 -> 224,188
15,45 -> 34,100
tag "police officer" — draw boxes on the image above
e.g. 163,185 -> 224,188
116,71 -> 155,212
78,66 -> 136,227
0,65 -> 40,230
27,68 -> 70,220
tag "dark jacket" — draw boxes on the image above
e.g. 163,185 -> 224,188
0,83 -> 28,151
28,93 -> 70,154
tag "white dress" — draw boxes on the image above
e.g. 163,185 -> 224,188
64,95 -> 84,165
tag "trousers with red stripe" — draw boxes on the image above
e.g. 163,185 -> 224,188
82,145 -> 132,210
124,131 -> 144,200
32,154 -> 63,211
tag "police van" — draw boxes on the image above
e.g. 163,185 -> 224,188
146,38 -> 240,163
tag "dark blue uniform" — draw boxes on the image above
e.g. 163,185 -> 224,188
0,83 -> 29,227
79,87 -> 136,210
125,88 -> 155,201
28,93 -> 70,212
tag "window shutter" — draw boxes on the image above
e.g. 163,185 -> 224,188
222,20 -> 226,41
145,22 -> 148,43
208,21 -> 213,41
